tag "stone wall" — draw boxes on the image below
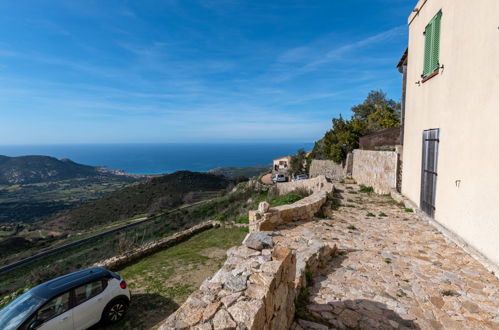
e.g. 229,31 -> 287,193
157,177 -> 337,330
159,230 -> 336,330
274,175 -> 333,195
249,176 -> 334,232
309,160 -> 346,181
352,150 -> 398,194
94,221 -> 219,271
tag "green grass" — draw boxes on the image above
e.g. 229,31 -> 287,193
404,208 -> 414,213
268,193 -> 304,207
234,215 -> 249,224
97,227 -> 247,330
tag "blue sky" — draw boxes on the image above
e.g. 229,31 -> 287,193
0,0 -> 415,145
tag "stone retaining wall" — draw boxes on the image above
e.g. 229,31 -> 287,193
157,176 -> 337,330
249,176 -> 334,232
352,150 -> 398,194
274,175 -> 333,195
159,231 -> 337,330
94,221 -> 219,271
309,159 -> 347,181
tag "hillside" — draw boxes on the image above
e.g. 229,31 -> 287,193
43,171 -> 231,232
0,155 -> 111,185
0,155 -> 144,223
207,165 -> 270,179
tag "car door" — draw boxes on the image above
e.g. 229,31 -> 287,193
72,279 -> 108,330
35,291 -> 73,330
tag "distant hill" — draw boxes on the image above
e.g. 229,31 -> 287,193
0,155 -> 145,223
0,155 -> 116,184
208,165 -> 270,179
43,171 -> 232,232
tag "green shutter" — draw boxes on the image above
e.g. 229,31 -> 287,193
423,24 -> 433,77
431,12 -> 442,72
422,11 -> 442,78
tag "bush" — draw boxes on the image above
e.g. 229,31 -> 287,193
359,185 -> 374,193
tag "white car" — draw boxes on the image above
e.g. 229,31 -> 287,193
292,174 -> 308,181
271,173 -> 287,183
0,267 -> 131,330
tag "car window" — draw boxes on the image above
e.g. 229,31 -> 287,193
35,292 -> 70,323
0,292 -> 45,330
74,280 -> 105,305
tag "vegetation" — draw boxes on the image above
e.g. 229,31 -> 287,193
289,148 -> 307,176
0,176 -> 141,224
405,208 -> 414,213
359,185 -> 374,193
95,227 -> 248,330
308,90 -> 401,162
43,171 -> 231,232
207,165 -> 270,179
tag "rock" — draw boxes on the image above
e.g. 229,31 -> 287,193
258,201 -> 270,213
245,283 -> 266,300
228,300 -> 265,330
225,273 -> 249,292
461,301 -> 480,313
296,319 -> 329,330
212,309 -> 236,330
338,309 -> 362,328
202,301 -> 221,322
243,232 -> 274,251
220,292 -> 242,308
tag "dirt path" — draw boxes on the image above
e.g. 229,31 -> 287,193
294,183 -> 499,329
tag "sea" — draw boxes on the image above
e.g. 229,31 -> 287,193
0,143 -> 313,175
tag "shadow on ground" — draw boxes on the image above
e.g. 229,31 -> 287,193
296,248 -> 420,329
90,293 -> 179,330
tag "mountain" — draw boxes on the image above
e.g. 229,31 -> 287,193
0,155 -> 108,184
43,171 -> 232,232
207,165 -> 270,179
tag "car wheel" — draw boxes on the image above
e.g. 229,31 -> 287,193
102,298 -> 128,324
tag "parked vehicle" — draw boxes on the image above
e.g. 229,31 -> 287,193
0,267 -> 131,330
292,174 -> 308,182
271,173 -> 287,183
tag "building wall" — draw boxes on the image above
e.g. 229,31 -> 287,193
402,0 -> 499,266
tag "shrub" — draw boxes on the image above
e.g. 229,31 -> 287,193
359,185 -> 374,193
404,208 -> 414,213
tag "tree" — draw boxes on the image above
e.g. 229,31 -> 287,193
309,90 -> 401,163
290,149 -> 307,176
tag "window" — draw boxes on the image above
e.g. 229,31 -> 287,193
422,11 -> 442,78
35,292 -> 70,323
74,280 -> 106,305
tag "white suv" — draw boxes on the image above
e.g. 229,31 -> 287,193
0,267 -> 131,330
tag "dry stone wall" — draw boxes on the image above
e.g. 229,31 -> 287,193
158,177 -> 337,330
352,150 -> 398,194
249,176 -> 334,232
94,221 -> 219,271
309,159 -> 347,181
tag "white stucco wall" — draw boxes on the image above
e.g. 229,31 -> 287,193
402,0 -> 499,267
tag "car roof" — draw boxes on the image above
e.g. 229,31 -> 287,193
29,267 -> 111,300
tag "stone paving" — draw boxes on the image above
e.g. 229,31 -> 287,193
286,183 -> 499,330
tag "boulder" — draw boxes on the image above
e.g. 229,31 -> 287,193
258,201 -> 270,213
243,232 -> 274,251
